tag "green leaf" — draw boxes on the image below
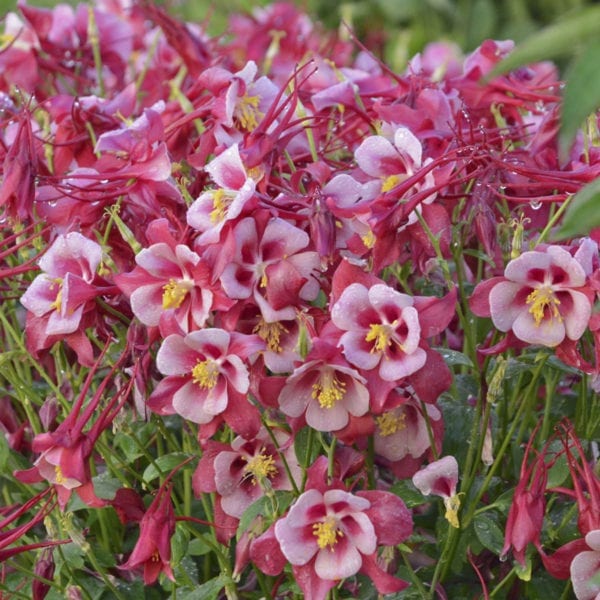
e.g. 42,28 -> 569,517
434,347 -> 474,368
556,177 -> 600,239
560,40 -> 600,159
294,426 -> 312,468
389,479 -> 428,508
473,513 -> 505,555
489,6 -> 600,77
92,472 -> 122,500
178,574 -> 229,600
236,490 -> 294,540
0,431 -> 8,471
142,452 -> 191,483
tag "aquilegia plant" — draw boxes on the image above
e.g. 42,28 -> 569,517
1,2 -> 599,599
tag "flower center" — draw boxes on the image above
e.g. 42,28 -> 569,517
191,359 -> 219,389
376,410 -> 406,436
236,94 -> 262,131
209,189 -> 232,224
49,277 -> 64,312
54,465 -> 65,485
365,323 -> 393,353
162,279 -> 192,310
253,319 -> 288,353
243,451 -> 278,484
381,174 -> 405,192
361,229 -> 376,249
311,371 -> 346,409
526,287 -> 562,326
313,516 -> 343,551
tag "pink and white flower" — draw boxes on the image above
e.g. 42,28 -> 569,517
220,214 -> 321,322
331,282 -> 427,381
570,530 -> 600,600
20,232 -> 102,336
413,455 -> 461,528
470,245 -> 594,348
278,341 -> 370,431
148,329 -> 264,436
187,143 -> 258,245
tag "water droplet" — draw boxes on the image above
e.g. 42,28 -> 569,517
499,553 -> 508,563
530,200 -> 542,210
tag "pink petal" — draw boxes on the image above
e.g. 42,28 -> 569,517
394,126 -> 422,165
379,347 -> 426,380
156,334 -> 198,375
206,144 -> 247,190
563,290 -> 592,341
489,281 -> 526,332
355,135 -> 397,178
315,539 -> 362,580
512,311 -> 566,347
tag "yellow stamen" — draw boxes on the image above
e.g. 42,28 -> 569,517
237,94 -> 263,131
191,359 -> 219,389
313,517 -> 343,551
526,287 -> 561,326
381,174 -> 404,193
162,279 -> 192,310
54,465 -> 65,485
444,494 -> 461,529
253,319 -> 288,353
361,229 -> 376,249
243,451 -> 278,484
49,277 -> 64,312
311,371 -> 346,409
365,323 -> 393,353
376,410 -> 407,436
209,189 -> 230,224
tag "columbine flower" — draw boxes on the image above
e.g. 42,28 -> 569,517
278,341 -> 370,431
194,428 -> 301,519
115,220 -> 219,332
219,213 -> 321,322
272,484 -> 412,598
570,530 -> 600,600
148,328 -> 264,437
120,483 -> 176,585
470,245 -> 593,348
331,282 -> 426,381
374,392 -> 442,469
187,143 -> 258,245
20,232 -> 103,336
412,456 -> 461,528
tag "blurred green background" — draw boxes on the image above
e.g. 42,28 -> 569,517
0,0 -> 596,71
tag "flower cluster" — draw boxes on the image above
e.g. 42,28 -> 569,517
1,1 -> 599,599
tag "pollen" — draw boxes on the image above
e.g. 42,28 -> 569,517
191,359 -> 219,389
209,189 -> 230,224
313,517 -> 343,551
54,465 -> 65,485
376,410 -> 406,436
243,450 -> 278,484
253,319 -> 288,353
361,229 -> 376,249
49,277 -> 64,312
236,94 -> 263,131
365,323 -> 393,353
311,371 -> 346,409
526,287 -> 562,327
162,279 -> 192,310
443,493 -> 461,529
381,174 -> 404,193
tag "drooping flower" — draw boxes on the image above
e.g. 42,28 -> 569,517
120,484 -> 176,585
470,244 -> 594,348
412,455 -> 461,528
331,282 -> 427,381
